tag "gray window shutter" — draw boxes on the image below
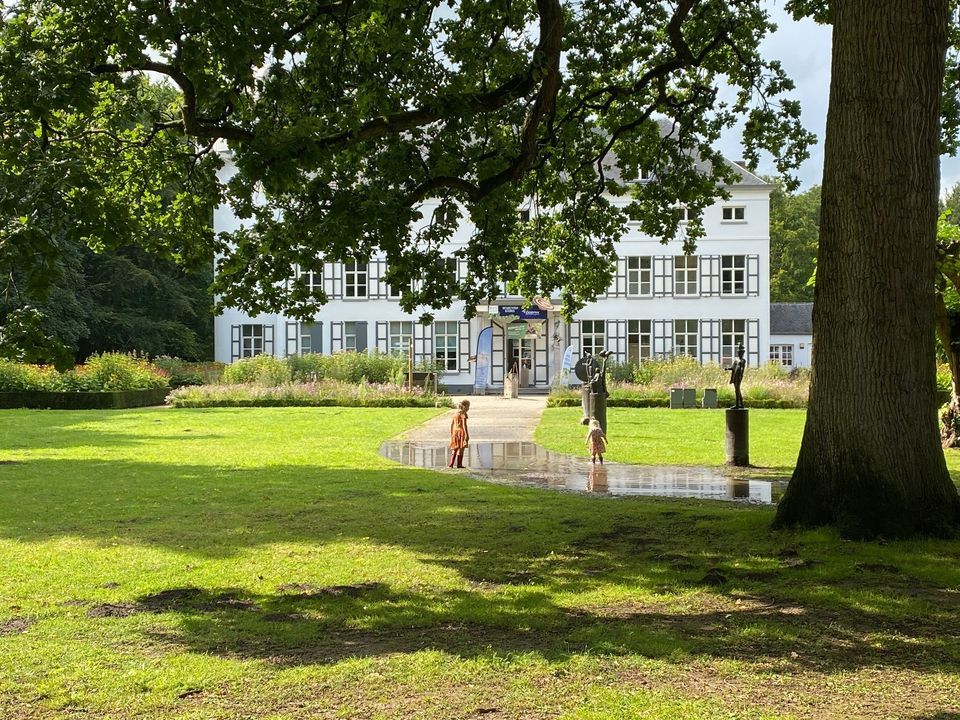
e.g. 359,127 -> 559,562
355,321 -> 368,353
458,321 -> 470,374
747,318 -> 760,366
699,319 -> 721,364
285,321 -> 299,357
331,321 -> 343,353
609,319 -> 627,362
414,323 -> 433,365
653,256 -> 674,297
231,325 -> 241,362
310,322 -> 324,354
375,321 -> 388,353
653,319 -> 673,358
747,255 -> 761,296
263,324 -> 275,356
700,256 -> 721,296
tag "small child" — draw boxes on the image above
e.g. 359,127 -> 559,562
585,418 -> 607,464
448,399 -> 470,468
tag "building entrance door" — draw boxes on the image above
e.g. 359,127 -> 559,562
506,332 -> 535,387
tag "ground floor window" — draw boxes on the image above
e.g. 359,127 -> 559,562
674,319 -> 698,358
721,319 -> 747,366
627,319 -> 652,363
241,324 -> 264,358
770,344 -> 795,367
344,321 -> 359,351
581,320 -> 605,356
435,321 -> 459,371
389,321 -> 413,355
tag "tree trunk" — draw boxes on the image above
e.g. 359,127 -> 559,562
934,293 -> 960,447
773,0 -> 960,538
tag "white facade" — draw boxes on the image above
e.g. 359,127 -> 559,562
214,160 -> 773,392
768,303 -> 814,369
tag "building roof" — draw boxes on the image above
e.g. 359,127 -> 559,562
770,303 -> 813,335
602,118 -> 772,188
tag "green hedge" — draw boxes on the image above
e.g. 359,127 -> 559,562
0,388 -> 170,410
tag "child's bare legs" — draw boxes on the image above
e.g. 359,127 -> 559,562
448,450 -> 457,468
591,454 -> 596,464
455,448 -> 466,468
598,453 -> 604,465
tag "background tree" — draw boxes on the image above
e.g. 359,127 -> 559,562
773,0 -> 960,538
769,180 -> 819,303
935,205 -> 960,447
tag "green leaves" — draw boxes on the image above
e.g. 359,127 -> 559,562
1,0 -> 816,322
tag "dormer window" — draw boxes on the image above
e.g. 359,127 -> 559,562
676,205 -> 691,223
722,206 -> 746,222
519,208 -> 531,222
639,168 -> 653,182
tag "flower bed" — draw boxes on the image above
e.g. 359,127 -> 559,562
0,354 -> 169,393
549,358 -> 811,409
167,381 -> 452,408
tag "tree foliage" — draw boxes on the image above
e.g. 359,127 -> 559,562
768,180 -> 819,303
1,0 -> 816,322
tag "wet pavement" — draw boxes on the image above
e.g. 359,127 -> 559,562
381,440 -> 787,505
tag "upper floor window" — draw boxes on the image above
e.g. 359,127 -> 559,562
344,261 -> 368,298
435,321 -> 459,371
626,256 -> 652,296
676,205 -> 691,223
581,320 -> 605,357
441,257 -> 458,287
302,269 -> 323,297
519,208 -> 531,222
674,255 -> 698,296
721,255 -> 747,296
639,168 -> 653,181
722,206 -> 746,222
389,321 -> 412,355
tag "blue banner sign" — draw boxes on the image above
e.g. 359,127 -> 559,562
474,326 -> 492,393
498,305 -> 547,320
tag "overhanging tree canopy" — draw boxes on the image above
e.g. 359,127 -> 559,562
1,0 -> 813,320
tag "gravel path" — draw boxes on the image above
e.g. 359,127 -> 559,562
399,394 -> 549,443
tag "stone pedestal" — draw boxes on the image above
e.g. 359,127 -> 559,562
725,408 -> 749,466
591,392 -> 608,435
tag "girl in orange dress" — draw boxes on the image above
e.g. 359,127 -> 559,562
448,400 -> 470,468
585,418 -> 607,464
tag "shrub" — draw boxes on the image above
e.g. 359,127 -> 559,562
167,380 -> 452,408
223,355 -> 292,386
0,360 -> 60,392
0,354 -> 168,392
152,357 -> 225,387
286,351 -> 408,384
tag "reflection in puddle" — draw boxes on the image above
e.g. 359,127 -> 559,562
381,441 -> 786,504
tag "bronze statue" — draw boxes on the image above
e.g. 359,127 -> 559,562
728,342 -> 746,409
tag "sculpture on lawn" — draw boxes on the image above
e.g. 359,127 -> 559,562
728,342 -> 746,409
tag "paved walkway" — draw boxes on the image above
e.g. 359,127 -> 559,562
400,393 -> 549,443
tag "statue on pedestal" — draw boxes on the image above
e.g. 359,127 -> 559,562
728,342 -> 746,409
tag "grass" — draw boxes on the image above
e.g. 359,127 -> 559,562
0,406 -> 958,719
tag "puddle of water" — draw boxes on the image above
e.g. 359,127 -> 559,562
380,441 -> 786,504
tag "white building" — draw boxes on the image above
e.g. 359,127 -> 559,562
214,156 -> 774,393
769,303 -> 814,369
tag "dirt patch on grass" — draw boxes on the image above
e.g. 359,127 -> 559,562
87,603 -> 141,618
0,617 -> 34,635
139,587 -> 259,612
276,582 -> 386,598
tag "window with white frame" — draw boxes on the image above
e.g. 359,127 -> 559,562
626,256 -> 652,296
627,320 -> 652,363
676,205 -> 691,223
434,321 -> 459,371
241,324 -> 264,358
581,320 -> 605,356
344,261 -> 368,298
721,319 -> 747,366
639,168 -> 653,181
302,269 -> 323,297
674,255 -> 698,296
441,257 -> 458,287
722,205 -> 746,221
770,344 -> 794,367
674,320 -> 698,357
721,255 -> 747,296
344,321 -> 359,351
388,321 -> 413,355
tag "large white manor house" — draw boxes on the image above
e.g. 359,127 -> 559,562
214,153 -> 795,394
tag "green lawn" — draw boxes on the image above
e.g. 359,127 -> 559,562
1,407 -> 959,719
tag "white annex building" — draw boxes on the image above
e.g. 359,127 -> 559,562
214,152 -> 797,393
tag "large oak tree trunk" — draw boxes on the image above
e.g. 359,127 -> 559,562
773,0 -> 960,538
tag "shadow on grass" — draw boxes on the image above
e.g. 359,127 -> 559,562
2,451 -> 959,676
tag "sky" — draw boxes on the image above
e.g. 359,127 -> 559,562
717,2 -> 960,192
